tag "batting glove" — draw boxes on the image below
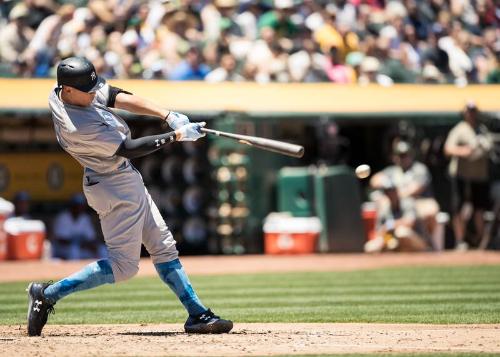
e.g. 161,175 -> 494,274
166,111 -> 190,130
176,122 -> 206,141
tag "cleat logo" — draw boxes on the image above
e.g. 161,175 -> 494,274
155,139 -> 160,147
33,300 -> 42,312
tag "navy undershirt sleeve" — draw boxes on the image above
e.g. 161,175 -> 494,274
116,132 -> 177,159
107,86 -> 132,108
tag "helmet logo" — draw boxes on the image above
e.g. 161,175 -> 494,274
91,72 -> 96,80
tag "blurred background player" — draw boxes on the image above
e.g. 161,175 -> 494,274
444,101 -> 493,250
365,178 -> 427,253
370,141 -> 442,250
12,191 -> 32,219
51,193 -> 105,260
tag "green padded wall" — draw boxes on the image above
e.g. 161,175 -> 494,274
277,167 -> 315,217
314,165 -> 365,252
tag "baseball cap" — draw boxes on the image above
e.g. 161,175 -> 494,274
465,100 -> 478,111
393,141 -> 411,156
57,57 -> 105,93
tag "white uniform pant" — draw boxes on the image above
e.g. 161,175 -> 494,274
83,162 -> 178,282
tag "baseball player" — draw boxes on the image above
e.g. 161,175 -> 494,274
26,57 -> 233,336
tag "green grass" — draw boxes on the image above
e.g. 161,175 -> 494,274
0,265 -> 499,325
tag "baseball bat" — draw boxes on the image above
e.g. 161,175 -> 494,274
201,128 -> 304,158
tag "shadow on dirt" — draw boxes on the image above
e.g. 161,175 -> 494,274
118,331 -> 184,337
118,330 -> 270,336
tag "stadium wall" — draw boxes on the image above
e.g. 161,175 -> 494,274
0,79 -> 499,114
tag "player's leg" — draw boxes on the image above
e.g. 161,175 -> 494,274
141,186 -> 233,333
27,259 -> 115,336
39,207 -> 143,305
27,171 -> 143,336
451,177 -> 468,250
472,181 -> 490,245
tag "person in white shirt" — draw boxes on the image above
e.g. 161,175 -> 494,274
52,193 -> 105,260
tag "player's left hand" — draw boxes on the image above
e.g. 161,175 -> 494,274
176,122 -> 206,141
166,111 -> 190,130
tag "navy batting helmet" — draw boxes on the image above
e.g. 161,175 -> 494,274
57,57 -> 104,92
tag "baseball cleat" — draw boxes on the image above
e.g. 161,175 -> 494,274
184,309 -> 233,334
27,282 -> 55,336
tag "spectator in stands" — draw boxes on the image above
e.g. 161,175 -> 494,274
235,0 -> 261,41
169,45 -> 210,81
358,56 -> 394,86
486,50 -> 500,84
52,193 -> 105,260
23,4 -> 75,77
421,63 -> 445,84
205,52 -> 244,82
0,4 -> 33,65
201,0 -> 243,42
365,179 -> 427,253
288,37 -> 328,83
313,4 -> 358,60
23,0 -> 58,30
324,47 -> 355,83
444,101 -> 493,250
370,141 -> 443,250
258,0 -> 298,39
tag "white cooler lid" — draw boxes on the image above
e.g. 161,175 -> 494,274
0,198 -> 14,216
4,217 -> 46,234
263,214 -> 322,234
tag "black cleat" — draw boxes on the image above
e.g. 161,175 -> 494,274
27,282 -> 55,336
184,309 -> 233,334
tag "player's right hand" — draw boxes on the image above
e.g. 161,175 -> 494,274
176,122 -> 206,141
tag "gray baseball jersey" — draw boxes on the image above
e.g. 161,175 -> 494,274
48,82 -> 178,281
48,81 -> 130,173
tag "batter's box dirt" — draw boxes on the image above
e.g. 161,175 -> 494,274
0,323 -> 499,356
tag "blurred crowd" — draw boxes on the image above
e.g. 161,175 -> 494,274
0,0 -> 498,85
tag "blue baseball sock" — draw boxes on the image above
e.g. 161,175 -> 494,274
155,258 -> 207,316
43,259 -> 115,304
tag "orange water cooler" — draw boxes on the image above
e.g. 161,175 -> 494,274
0,220 -> 7,261
263,214 -> 322,254
4,218 -> 46,260
0,198 -> 14,261
362,202 -> 377,241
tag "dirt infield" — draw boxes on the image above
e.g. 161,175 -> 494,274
2,252 -> 500,356
1,323 -> 499,356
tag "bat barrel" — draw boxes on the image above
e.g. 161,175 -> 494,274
201,128 -> 304,158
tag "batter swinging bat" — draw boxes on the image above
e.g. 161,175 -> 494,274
201,128 -> 304,158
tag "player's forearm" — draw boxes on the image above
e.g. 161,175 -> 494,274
444,144 -> 471,158
399,183 -> 424,198
116,131 -> 179,159
369,172 -> 386,189
114,92 -> 169,120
